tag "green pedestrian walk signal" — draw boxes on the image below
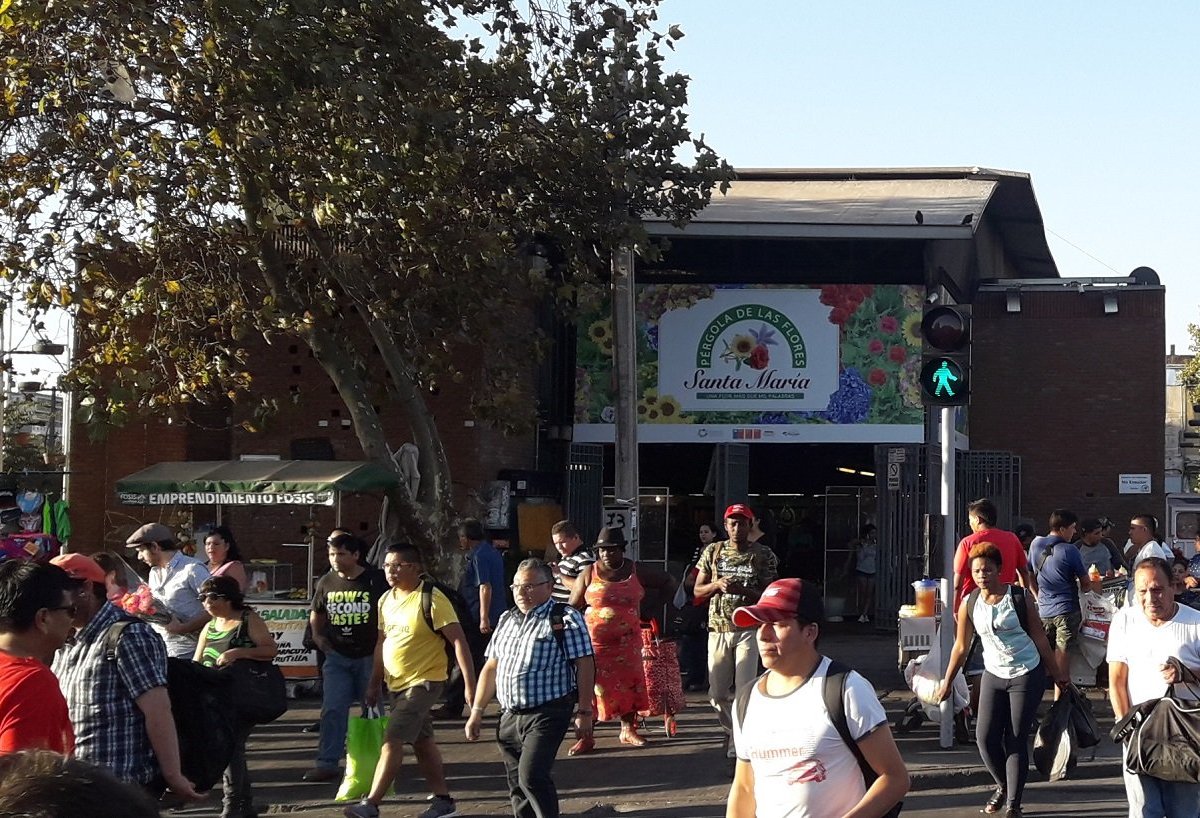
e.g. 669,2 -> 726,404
919,305 -> 970,406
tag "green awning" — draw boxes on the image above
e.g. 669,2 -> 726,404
116,460 -> 399,506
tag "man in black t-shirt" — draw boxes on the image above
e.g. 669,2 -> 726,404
303,533 -> 388,782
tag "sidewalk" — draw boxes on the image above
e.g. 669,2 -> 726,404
189,624 -> 1123,817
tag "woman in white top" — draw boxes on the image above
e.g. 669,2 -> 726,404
936,542 -> 1067,818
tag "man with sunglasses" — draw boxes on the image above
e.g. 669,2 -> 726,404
0,559 -> 76,754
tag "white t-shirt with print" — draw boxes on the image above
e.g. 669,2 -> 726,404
732,657 -> 888,818
1107,602 -> 1200,707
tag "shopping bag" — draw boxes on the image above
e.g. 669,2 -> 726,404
1033,695 -> 1078,781
335,708 -> 391,802
1067,686 -> 1102,749
906,638 -> 967,712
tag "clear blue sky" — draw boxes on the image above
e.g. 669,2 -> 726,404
660,0 -> 1200,350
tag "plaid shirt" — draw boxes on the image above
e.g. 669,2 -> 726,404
52,602 -> 168,784
486,598 -> 593,710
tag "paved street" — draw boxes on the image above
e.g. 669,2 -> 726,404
163,625 -> 1132,817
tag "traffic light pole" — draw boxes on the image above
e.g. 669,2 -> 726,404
938,406 -> 956,749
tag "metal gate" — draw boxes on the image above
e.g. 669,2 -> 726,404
565,443 -> 603,545
956,451 -> 1022,532
823,486 -> 878,622
873,444 -> 925,625
705,443 -> 749,522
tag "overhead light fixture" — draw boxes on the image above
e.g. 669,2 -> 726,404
836,467 -> 856,474
1006,290 -> 1021,313
859,470 -> 875,477
1103,294 -> 1118,314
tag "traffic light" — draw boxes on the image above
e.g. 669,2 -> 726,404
919,305 -> 970,406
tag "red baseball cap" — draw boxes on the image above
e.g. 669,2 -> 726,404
724,503 -> 754,520
732,578 -> 825,628
51,553 -> 108,585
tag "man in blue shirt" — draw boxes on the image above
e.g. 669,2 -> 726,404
1030,509 -> 1096,686
465,558 -> 594,818
436,518 -> 507,719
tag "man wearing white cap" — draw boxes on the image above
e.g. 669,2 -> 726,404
127,523 -> 211,659
727,578 -> 909,818
694,503 -> 778,758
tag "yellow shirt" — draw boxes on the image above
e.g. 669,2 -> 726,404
378,584 -> 458,692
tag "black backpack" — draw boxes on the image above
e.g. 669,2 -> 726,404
418,577 -> 471,641
103,620 -> 236,792
734,659 -> 903,818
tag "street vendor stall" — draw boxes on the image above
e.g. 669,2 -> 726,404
115,459 -> 399,679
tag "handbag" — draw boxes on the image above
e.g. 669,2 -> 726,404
222,658 -> 288,725
335,707 -> 392,802
1111,657 -> 1200,783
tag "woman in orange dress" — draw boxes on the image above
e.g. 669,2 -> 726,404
568,526 -> 677,754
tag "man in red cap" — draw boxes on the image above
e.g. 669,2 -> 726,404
694,503 -> 778,759
727,579 -> 909,818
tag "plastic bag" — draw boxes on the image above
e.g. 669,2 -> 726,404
1033,696 -> 1077,781
335,708 -> 391,802
1067,686 -> 1102,749
905,638 -> 968,712
1079,591 -> 1116,643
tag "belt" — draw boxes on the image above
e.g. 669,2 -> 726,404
505,692 -> 575,715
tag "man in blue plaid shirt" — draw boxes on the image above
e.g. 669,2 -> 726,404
51,556 -> 199,801
466,558 -> 594,818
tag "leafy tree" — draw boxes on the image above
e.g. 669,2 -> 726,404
1,0 -> 730,555
1181,323 -> 1200,398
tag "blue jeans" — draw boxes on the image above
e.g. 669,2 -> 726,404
315,650 -> 374,770
1123,765 -> 1200,818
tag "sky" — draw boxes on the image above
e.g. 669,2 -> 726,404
657,1 -> 1200,351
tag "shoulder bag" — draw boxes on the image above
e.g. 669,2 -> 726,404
1111,657 -> 1200,783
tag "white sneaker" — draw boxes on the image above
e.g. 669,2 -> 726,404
857,614 -> 870,623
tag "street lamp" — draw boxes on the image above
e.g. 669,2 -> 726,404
0,341 -> 67,472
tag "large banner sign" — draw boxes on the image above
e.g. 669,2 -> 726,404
118,491 -> 335,506
574,283 -> 925,443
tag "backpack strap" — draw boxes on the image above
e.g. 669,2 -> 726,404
420,580 -> 437,635
965,588 -> 980,624
1010,584 -> 1030,636
102,620 -> 133,661
733,670 -> 768,732
822,659 -> 878,787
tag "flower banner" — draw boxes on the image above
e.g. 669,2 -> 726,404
574,283 -> 925,444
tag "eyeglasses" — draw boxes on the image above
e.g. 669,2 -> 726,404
384,562 -> 418,571
510,580 -> 550,593
46,604 -> 78,617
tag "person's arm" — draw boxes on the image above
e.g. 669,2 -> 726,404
478,582 -> 494,634
936,598 -> 975,701
726,759 -> 756,818
216,612 -> 278,665
571,654 -> 595,741
442,622 -> 476,707
225,562 -> 248,593
1109,661 -> 1131,720
567,565 -> 592,610
843,726 -> 911,818
192,623 -> 209,663
1025,588 -> 1068,686
364,628 -> 385,708
464,657 -> 498,741
1015,565 -> 1035,596
693,544 -> 729,600
136,687 -> 201,800
308,609 -> 333,654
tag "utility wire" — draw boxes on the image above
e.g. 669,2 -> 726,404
1046,228 -> 1122,275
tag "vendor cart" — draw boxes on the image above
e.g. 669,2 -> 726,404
115,459 -> 400,680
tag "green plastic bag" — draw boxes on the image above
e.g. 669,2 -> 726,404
335,709 -> 391,802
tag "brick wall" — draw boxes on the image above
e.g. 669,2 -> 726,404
970,287 -> 1165,544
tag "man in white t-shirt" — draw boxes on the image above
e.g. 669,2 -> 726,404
727,579 -> 909,818
1108,557 -> 1200,818
1126,514 -> 1174,567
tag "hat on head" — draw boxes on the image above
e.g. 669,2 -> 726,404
595,527 -> 627,548
1080,517 -> 1104,533
125,522 -> 175,548
724,503 -> 754,521
732,578 -> 824,628
50,553 -> 108,584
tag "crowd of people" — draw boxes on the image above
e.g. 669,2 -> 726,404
7,502 -> 1200,818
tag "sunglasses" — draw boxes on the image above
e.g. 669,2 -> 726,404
199,592 -> 228,601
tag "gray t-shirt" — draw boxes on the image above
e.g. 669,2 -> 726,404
1077,542 -> 1116,575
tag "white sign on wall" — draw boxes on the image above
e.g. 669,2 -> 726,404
656,289 -> 840,412
1118,473 -> 1152,494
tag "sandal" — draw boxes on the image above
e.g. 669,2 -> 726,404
567,736 -> 594,756
618,728 -> 647,747
664,715 -> 677,738
982,787 -> 1005,814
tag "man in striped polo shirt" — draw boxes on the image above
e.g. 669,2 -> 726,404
549,520 -> 595,604
465,559 -> 594,818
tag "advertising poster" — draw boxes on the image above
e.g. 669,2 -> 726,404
255,600 -> 318,678
574,283 -> 925,443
